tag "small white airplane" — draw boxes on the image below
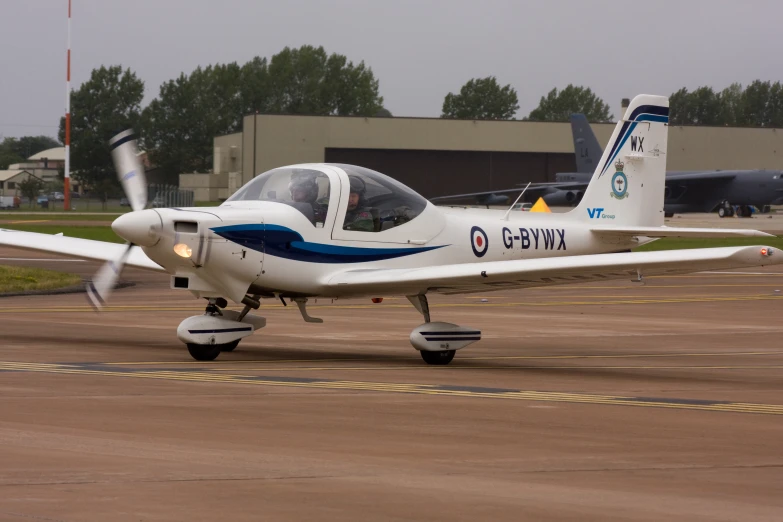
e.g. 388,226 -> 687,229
1,94 -> 780,364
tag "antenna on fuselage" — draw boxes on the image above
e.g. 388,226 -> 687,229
502,182 -> 531,221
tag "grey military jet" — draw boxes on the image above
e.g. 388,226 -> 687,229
431,114 -> 783,217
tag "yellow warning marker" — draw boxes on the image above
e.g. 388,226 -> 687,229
529,197 -> 551,213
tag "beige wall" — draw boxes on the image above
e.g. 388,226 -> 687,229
213,133 -> 242,174
239,115 -> 783,188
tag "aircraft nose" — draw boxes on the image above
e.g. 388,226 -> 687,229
112,209 -> 162,246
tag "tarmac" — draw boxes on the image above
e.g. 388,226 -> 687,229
0,234 -> 782,521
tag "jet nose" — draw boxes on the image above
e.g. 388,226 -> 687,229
112,209 -> 162,246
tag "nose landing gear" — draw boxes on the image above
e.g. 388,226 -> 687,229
179,297 -> 266,361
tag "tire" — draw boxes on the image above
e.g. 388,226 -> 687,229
718,207 -> 726,218
187,343 -> 222,361
420,349 -> 456,365
221,340 -> 240,352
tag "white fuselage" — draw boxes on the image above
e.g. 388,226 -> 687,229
140,201 -> 645,303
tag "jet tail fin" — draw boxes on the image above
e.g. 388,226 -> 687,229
571,94 -> 669,227
570,114 -> 603,174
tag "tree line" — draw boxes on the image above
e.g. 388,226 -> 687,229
0,135 -> 61,170
669,81 -> 783,127
7,41 -> 772,195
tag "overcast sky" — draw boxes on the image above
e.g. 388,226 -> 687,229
2,0 -> 782,139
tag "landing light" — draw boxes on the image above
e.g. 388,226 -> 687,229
174,243 -> 193,258
761,248 -> 773,257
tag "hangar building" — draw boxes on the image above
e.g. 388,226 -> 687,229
181,114 -> 783,202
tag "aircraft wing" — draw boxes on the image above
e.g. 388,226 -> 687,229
0,228 -> 164,272
590,225 -> 773,238
325,245 -> 780,296
665,171 -> 737,182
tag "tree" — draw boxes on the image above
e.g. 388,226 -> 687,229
668,81 -> 783,127
374,108 -> 393,117
143,46 -> 384,181
239,56 -> 271,115
441,77 -> 519,120
265,45 -> 384,116
527,85 -> 613,122
670,86 -> 721,126
143,63 -> 244,182
717,83 -> 744,126
58,66 -> 144,197
19,176 -> 44,208
0,146 -> 24,169
0,136 -> 61,168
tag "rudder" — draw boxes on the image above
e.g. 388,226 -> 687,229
571,94 -> 669,227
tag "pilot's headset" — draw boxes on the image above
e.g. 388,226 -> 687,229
348,175 -> 367,202
288,171 -> 319,203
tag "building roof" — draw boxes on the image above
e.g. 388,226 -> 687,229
28,147 -> 65,161
0,170 -> 31,182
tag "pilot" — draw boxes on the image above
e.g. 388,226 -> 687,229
288,172 -> 327,224
343,175 -> 375,232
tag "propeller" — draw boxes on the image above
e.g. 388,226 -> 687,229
86,129 -> 147,310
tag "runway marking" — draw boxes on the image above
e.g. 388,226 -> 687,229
191,365 -> 783,372
0,258 -> 85,262
0,294 -> 781,315
0,361 -> 782,416
700,271 -> 783,276
101,351 -> 783,366
8,220 -> 51,224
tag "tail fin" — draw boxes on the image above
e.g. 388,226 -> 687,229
571,94 -> 669,227
570,114 -> 602,174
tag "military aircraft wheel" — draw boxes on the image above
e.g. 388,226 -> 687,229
220,340 -> 240,352
187,343 -> 222,361
420,349 -> 456,365
718,207 -> 727,218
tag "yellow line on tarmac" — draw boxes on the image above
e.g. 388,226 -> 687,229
2,362 -> 782,416
193,364 -> 783,372
102,351 -> 783,367
8,219 -> 51,224
0,295 -> 778,316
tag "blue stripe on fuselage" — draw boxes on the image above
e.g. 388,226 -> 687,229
211,224 -> 447,264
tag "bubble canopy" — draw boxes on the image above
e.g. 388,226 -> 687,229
224,164 -> 429,232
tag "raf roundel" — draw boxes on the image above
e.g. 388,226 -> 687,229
470,226 -> 489,257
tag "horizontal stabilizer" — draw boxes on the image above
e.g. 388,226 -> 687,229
590,226 -> 774,238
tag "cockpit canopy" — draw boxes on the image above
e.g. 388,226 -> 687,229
224,164 -> 429,233
225,167 -> 331,226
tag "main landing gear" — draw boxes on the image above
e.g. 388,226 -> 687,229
718,201 -> 755,218
406,294 -> 481,365
178,296 -> 266,361
178,294 -> 481,366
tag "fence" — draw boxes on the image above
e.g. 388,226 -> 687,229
147,184 -> 195,208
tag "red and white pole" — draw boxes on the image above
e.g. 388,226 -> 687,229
64,0 -> 72,211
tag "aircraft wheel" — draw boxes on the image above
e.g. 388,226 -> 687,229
187,343 -> 222,361
220,340 -> 240,352
718,207 -> 727,218
420,349 -> 456,365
